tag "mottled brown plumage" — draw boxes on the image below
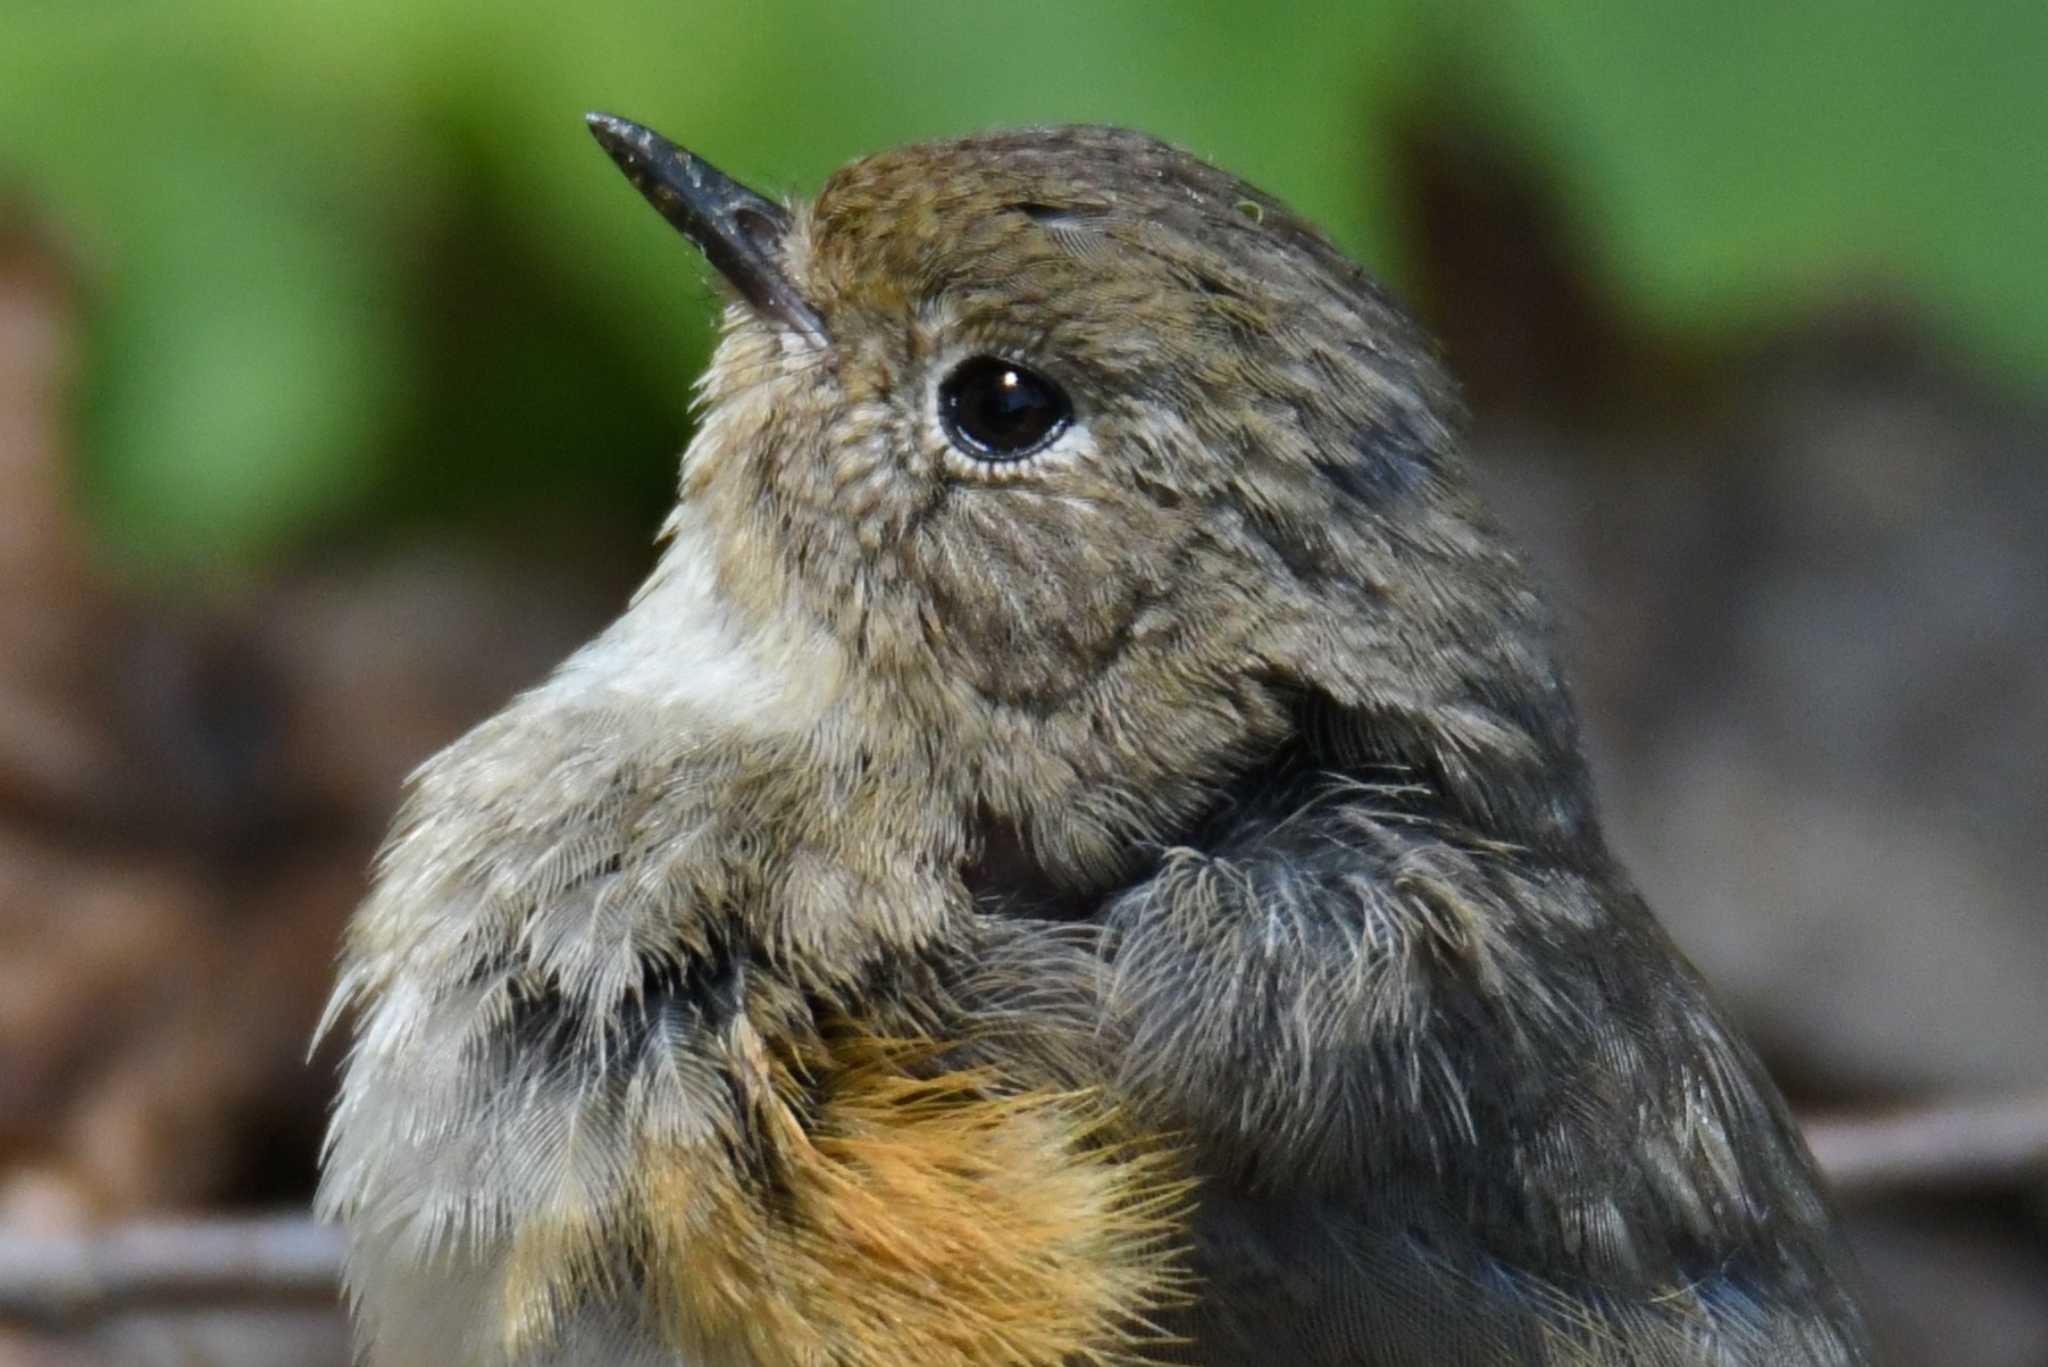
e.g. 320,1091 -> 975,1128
318,118 -> 1874,1364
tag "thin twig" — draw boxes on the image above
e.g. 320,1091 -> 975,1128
0,1214 -> 342,1323
1802,1093 -> 2048,1199
0,1096 -> 2045,1323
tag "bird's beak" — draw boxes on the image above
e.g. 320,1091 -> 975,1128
586,112 -> 829,347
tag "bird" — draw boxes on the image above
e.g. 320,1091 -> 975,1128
316,115 -> 1876,1366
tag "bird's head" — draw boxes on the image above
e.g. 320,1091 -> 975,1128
588,116 -> 1594,889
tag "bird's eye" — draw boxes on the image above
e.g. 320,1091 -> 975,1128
937,356 -> 1071,461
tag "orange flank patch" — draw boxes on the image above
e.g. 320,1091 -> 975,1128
640,1024 -> 1193,1366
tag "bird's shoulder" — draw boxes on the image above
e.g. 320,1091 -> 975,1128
1090,762 -> 1873,1363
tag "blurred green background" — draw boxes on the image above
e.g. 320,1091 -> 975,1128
2,0 -> 2043,568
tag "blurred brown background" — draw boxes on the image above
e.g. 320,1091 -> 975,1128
2,3 -> 2044,1363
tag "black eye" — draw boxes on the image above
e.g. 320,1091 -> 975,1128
937,356 -> 1072,461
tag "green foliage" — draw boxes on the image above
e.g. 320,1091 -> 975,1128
2,0 -> 2041,568
1468,1 -> 2048,375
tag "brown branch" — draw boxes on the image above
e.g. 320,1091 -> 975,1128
1801,1093 -> 2048,1199
0,1214 -> 342,1323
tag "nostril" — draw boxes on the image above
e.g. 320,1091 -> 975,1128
734,205 -> 787,258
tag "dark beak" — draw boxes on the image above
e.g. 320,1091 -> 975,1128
585,112 -> 828,347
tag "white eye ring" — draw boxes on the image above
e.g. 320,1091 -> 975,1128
933,355 -> 1083,477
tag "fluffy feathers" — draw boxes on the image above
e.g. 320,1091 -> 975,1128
320,123 -> 1872,1365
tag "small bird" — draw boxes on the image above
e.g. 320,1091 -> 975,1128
317,116 -> 1875,1366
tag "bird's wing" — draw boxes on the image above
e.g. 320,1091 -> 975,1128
1089,771 -> 1874,1365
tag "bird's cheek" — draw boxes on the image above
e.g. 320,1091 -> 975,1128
915,516 -> 1145,707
